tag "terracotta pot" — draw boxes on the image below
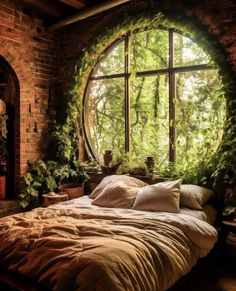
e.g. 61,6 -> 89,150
145,156 -> 155,173
58,183 -> 84,200
103,150 -> 113,166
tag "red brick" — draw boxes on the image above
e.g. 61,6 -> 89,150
0,0 -> 236,198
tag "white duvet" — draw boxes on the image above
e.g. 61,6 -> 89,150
0,196 -> 217,291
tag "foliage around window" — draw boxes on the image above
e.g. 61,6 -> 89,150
84,28 -> 225,178
52,11 -> 236,195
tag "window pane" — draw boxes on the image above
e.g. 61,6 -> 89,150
93,40 -> 125,77
174,33 -> 209,67
85,78 -> 125,161
131,29 -> 168,72
130,75 -> 169,165
84,28 -> 225,174
175,70 -> 225,167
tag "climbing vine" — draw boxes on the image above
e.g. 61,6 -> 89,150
52,10 -> 235,196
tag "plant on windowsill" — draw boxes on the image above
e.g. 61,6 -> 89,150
106,153 -> 149,177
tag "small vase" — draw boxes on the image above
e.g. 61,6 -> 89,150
103,150 -> 113,166
145,156 -> 155,173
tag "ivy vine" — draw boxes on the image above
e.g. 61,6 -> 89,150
53,10 -> 236,199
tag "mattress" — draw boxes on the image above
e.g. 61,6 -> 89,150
0,196 -> 218,291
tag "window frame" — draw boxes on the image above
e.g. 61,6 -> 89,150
82,27 -> 213,164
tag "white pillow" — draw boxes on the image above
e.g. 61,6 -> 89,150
89,175 -> 147,199
180,184 -> 214,210
91,181 -> 139,208
132,179 -> 182,213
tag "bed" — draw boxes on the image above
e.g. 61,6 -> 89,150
0,175 -> 218,291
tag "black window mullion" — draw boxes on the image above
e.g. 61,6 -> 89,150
169,29 -> 176,163
125,34 -> 130,153
91,73 -> 129,81
135,64 -> 212,78
84,28 -> 217,166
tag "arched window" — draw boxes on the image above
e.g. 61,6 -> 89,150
83,28 -> 225,169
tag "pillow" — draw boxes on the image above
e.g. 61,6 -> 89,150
180,184 -> 214,210
132,179 -> 182,213
91,181 -> 139,208
89,175 -> 147,199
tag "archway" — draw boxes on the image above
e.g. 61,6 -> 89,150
0,39 -> 35,198
0,56 -> 19,198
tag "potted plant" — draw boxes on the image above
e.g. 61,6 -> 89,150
19,159 -> 89,208
57,161 -> 89,199
19,160 -> 58,209
102,152 -> 129,174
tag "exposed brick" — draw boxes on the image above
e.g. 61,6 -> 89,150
0,0 -> 236,200
0,1 -> 59,198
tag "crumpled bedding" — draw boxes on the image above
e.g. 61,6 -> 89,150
0,197 -> 217,291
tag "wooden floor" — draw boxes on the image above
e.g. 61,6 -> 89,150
170,245 -> 236,291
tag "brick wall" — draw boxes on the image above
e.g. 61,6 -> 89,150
1,0 -> 236,197
180,0 -> 236,74
56,0 -> 236,161
58,0 -> 236,80
0,0 -> 58,189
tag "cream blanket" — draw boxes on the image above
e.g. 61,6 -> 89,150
0,198 -> 217,291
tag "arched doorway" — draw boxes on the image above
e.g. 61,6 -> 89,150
0,56 -> 19,199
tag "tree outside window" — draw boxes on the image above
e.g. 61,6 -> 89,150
83,28 -> 225,172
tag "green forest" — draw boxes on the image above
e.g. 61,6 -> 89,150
84,28 -> 225,179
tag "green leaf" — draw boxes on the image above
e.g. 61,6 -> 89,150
32,181 -> 41,187
46,176 -> 57,192
19,201 -> 29,208
28,187 -> 38,197
24,173 -> 33,186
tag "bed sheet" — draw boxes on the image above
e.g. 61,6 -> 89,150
0,196 -> 218,291
69,195 -> 217,225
